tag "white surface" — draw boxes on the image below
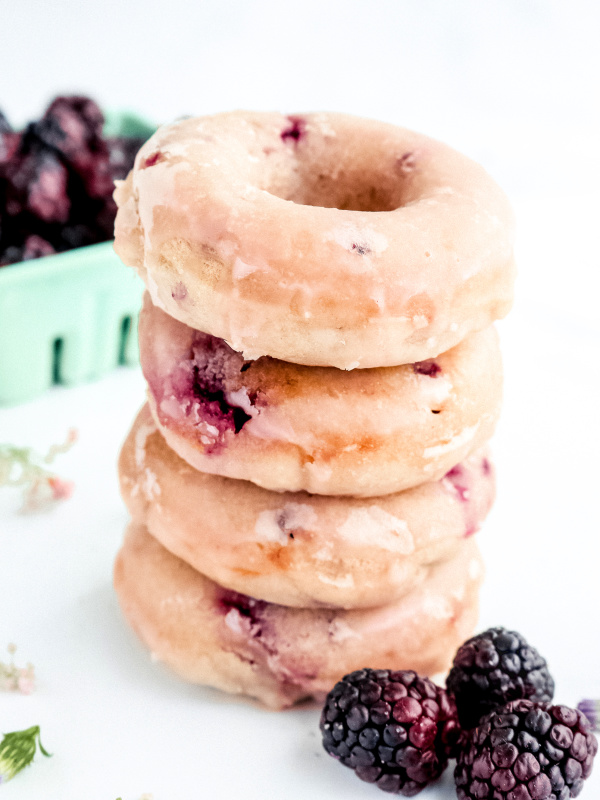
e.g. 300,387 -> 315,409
1,1 -> 600,797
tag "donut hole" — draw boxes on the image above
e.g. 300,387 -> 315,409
269,119 -> 420,211
273,165 -> 409,212
295,177 -> 400,212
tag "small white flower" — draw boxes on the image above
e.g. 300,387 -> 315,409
0,645 -> 36,694
0,429 -> 77,511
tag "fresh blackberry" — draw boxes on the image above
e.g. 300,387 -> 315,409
33,96 -> 113,200
455,699 -> 598,799
20,234 -> 55,260
0,95 -> 146,266
447,627 -> 555,729
320,669 -> 461,796
0,110 -> 11,134
34,95 -> 104,160
0,112 -> 19,172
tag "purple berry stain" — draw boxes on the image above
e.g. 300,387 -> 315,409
444,463 -> 485,537
217,588 -> 319,687
445,464 -> 470,502
397,151 -> 417,173
141,151 -> 165,169
218,588 -> 266,622
171,281 -> 187,301
281,116 -> 306,145
413,360 -> 441,377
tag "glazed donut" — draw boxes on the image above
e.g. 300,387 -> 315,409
120,405 -> 495,609
114,523 -> 483,709
139,292 -> 502,496
114,111 -> 515,369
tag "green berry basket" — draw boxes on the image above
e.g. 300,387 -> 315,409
0,111 -> 156,406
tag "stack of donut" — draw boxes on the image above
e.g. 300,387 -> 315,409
112,111 -> 515,709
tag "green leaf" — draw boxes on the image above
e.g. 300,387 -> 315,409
0,725 -> 51,783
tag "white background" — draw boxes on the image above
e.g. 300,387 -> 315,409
1,1 -> 600,798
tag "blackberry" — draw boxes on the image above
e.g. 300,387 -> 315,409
0,110 -> 11,135
33,96 -> 113,200
0,116 -> 19,168
455,699 -> 598,799
447,627 -> 555,729
20,234 -> 55,260
320,669 -> 461,796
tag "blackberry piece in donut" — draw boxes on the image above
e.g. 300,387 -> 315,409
114,524 -> 483,709
114,111 -> 515,368
119,405 -> 495,609
139,293 -> 503,497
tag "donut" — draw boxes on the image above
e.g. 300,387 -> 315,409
138,292 -> 502,496
114,523 -> 484,709
119,405 -> 495,609
114,111 -> 515,369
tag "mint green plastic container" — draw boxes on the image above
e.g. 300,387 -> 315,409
0,111 -> 155,406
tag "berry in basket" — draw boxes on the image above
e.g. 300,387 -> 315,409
0,95 -> 147,266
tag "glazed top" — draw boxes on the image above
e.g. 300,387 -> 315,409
114,111 -> 516,368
